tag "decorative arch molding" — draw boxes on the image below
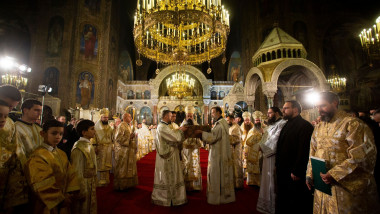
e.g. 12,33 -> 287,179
244,67 -> 264,99
150,65 -> 212,99
271,58 -> 329,91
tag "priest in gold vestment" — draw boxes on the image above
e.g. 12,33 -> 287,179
306,92 -> 379,214
244,111 -> 263,186
226,114 -> 244,189
25,120 -> 80,214
0,99 -> 29,211
241,111 -> 253,177
151,110 -> 188,206
114,113 -> 138,190
93,108 -> 113,187
180,106 -> 203,191
195,106 -> 235,205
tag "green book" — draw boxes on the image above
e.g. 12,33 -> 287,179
310,156 -> 332,196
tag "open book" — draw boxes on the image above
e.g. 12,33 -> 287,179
310,156 -> 332,196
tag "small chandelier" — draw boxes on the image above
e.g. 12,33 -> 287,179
166,70 -> 195,99
327,65 -> 346,93
1,73 -> 28,90
133,0 -> 230,70
0,56 -> 31,90
359,16 -> 380,63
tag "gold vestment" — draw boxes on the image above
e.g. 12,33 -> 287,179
71,138 -> 97,214
114,122 -> 138,190
0,117 -> 28,209
306,111 -> 379,214
93,121 -> 113,187
25,144 -> 80,214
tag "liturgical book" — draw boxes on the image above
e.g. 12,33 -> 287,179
310,156 -> 332,196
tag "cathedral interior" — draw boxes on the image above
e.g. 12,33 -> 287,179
1,0 -> 380,124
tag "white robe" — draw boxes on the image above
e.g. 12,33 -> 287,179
257,119 -> 286,214
151,121 -> 187,206
202,118 -> 235,205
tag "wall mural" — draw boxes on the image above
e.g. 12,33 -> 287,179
139,106 -> 153,125
227,51 -> 243,83
119,50 -> 134,82
43,67 -> 59,95
84,0 -> 101,14
80,24 -> 98,61
76,71 -> 95,109
47,16 -> 64,57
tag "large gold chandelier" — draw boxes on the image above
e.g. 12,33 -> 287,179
359,16 -> 380,63
166,71 -> 195,98
133,0 -> 230,72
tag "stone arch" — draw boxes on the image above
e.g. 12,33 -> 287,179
151,65 -> 211,100
271,58 -> 329,91
245,67 -> 265,97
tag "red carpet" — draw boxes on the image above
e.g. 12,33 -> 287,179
97,149 -> 261,213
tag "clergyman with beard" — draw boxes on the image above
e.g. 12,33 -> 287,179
227,114 -> 244,189
93,108 -> 114,187
244,111 -> 263,186
275,100 -> 314,213
306,92 -> 379,213
257,107 -> 287,214
241,111 -> 253,177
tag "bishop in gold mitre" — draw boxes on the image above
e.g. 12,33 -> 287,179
93,108 -> 113,187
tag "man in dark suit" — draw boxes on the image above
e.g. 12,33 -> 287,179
275,100 -> 314,214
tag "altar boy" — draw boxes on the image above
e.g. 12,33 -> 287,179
25,119 -> 80,213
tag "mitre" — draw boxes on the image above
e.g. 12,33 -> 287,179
242,111 -> 251,120
252,111 -> 263,120
185,106 -> 195,114
100,108 -> 110,117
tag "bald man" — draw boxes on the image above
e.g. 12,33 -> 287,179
114,113 -> 138,190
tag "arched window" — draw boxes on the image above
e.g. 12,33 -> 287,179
211,91 -> 217,100
297,49 -> 301,57
262,54 -> 266,62
272,51 -> 276,60
293,49 -> 297,58
277,49 -> 282,58
127,90 -> 134,99
267,52 -> 271,61
283,49 -> 287,57
288,49 -> 292,58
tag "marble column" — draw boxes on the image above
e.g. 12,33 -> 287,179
246,95 -> 255,113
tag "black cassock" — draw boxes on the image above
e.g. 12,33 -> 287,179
275,115 -> 314,214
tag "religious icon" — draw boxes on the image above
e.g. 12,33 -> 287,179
47,16 -> 64,57
228,51 -> 243,83
43,67 -> 59,95
76,72 -> 94,109
139,106 -> 153,125
80,24 -> 98,60
119,50 -> 134,82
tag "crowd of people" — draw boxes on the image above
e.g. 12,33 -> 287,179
1,83 -> 379,213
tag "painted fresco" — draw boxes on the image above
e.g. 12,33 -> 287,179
227,51 -> 243,83
76,71 -> 95,109
80,24 -> 98,61
119,50 -> 134,82
47,16 -> 63,57
43,67 -> 59,95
